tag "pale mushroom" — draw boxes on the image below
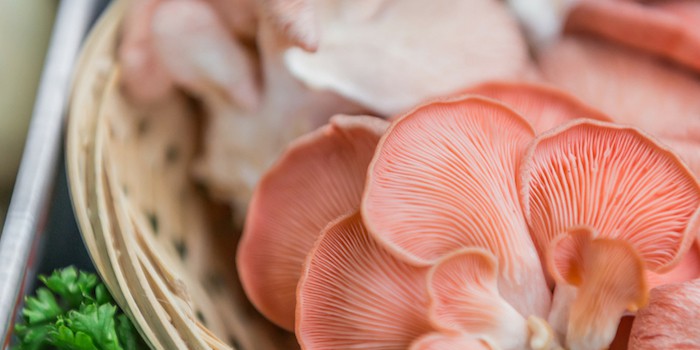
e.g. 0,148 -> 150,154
464,81 -> 610,134
204,0 -> 258,41
296,212 -> 432,349
151,0 -> 260,110
118,0 -> 174,104
505,0 -> 579,50
259,0 -> 318,51
190,21 -> 365,213
362,96 -> 551,319
283,0 -> 534,116
237,115 -> 388,330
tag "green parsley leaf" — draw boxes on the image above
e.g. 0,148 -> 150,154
22,288 -> 63,325
12,267 -> 148,350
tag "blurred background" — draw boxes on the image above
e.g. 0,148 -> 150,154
0,1 -> 112,280
0,1 -> 57,228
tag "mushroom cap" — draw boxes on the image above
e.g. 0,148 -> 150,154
548,227 -> 648,350
427,248 -> 529,350
628,278 -> 700,350
647,238 -> 700,288
296,212 -> 432,349
118,0 -> 174,104
237,115 -> 388,330
283,0 -> 533,116
363,96 -> 550,318
202,0 -> 258,41
151,0 -> 259,110
259,0 -> 319,51
520,119 -> 700,274
564,0 -> 700,73
190,22 -> 366,213
539,36 -> 700,178
409,332 -> 494,350
464,81 -> 610,134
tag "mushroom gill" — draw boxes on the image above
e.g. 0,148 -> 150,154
296,212 -> 432,349
547,227 -> 648,350
464,81 -> 610,134
539,36 -> 700,178
646,238 -> 700,288
409,332 -> 494,350
283,0 -> 533,116
237,115 -> 388,330
628,277 -> 700,350
520,120 -> 700,349
428,248 -> 557,350
520,119 -> 700,273
565,0 -> 700,73
363,96 -> 550,319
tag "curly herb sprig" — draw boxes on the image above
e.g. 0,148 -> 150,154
13,267 -> 148,350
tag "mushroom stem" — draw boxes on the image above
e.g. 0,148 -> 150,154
546,285 -> 577,344
428,248 -> 557,350
527,316 -> 564,350
548,228 -> 648,350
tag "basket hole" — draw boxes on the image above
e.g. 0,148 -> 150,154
228,336 -> 242,350
205,273 -> 226,295
165,144 -> 180,164
174,238 -> 187,261
195,310 -> 207,326
137,117 -> 150,136
147,212 -> 159,235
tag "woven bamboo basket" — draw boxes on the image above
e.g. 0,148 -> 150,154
66,2 -> 298,349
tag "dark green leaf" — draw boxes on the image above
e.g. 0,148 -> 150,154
22,288 -> 63,325
41,267 -> 99,308
63,304 -> 122,350
13,267 -> 147,350
13,323 -> 54,350
52,323 -> 99,350
116,314 -> 147,350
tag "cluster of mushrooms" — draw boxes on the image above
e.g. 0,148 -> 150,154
118,0 -> 700,349
238,93 -> 700,350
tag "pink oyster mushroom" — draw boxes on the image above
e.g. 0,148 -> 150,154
539,36 -> 700,180
520,119 -> 700,349
296,212 -> 432,349
240,93 -> 700,349
628,278 -> 700,349
462,81 -> 611,134
237,115 -> 388,330
297,213 -> 556,350
539,36 -> 700,288
362,96 -> 551,319
565,0 -> 700,73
